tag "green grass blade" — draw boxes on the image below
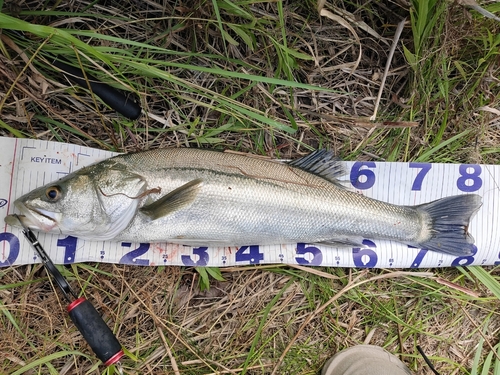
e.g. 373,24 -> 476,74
205,267 -> 226,282
464,267 -> 500,300
482,351 -> 494,375
494,344 -> 500,375
0,118 -> 25,138
471,316 -> 490,375
11,351 -> 89,375
211,0 -> 228,53
126,59 -> 331,92
415,129 -> 471,162
241,277 -> 295,374
0,300 -> 26,341
0,13 -> 109,63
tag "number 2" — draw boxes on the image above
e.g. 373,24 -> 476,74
119,243 -> 150,266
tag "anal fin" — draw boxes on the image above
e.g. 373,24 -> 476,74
316,237 -> 366,248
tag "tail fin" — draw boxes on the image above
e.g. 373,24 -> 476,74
415,194 -> 482,256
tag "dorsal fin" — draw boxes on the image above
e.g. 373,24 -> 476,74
288,150 -> 345,186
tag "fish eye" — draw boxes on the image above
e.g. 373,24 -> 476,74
45,186 -> 62,201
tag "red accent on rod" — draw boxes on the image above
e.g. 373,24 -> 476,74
67,296 -> 86,312
104,349 -> 124,366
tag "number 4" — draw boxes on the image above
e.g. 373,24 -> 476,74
235,246 -> 263,264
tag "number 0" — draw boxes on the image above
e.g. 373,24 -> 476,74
0,232 -> 20,266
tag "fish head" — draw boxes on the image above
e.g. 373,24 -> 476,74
5,163 -> 147,240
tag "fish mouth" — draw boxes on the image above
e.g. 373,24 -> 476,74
4,202 -> 61,232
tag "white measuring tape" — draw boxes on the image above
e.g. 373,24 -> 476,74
1,137 -> 498,268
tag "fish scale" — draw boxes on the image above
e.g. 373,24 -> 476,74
5,148 -> 482,255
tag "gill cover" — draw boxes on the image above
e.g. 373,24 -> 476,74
91,168 -> 147,240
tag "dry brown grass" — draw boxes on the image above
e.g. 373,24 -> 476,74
3,264 -> 500,374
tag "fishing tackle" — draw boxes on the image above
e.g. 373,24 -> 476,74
14,215 -> 124,366
52,59 -> 142,120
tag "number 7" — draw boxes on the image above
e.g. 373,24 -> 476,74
409,163 -> 432,191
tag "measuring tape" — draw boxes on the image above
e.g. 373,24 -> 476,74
1,137 -> 498,268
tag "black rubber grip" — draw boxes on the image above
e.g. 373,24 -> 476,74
67,297 -> 124,366
52,59 -> 142,120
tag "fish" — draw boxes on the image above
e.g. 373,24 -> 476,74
4,148 -> 482,255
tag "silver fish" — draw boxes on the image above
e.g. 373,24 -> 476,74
4,149 -> 482,255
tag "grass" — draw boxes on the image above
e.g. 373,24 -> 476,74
1,0 -> 500,374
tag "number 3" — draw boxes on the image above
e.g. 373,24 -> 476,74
182,247 -> 209,266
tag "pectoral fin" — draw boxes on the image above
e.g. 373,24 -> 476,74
140,179 -> 203,220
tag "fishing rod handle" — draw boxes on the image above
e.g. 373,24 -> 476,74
52,59 -> 142,120
67,297 -> 124,366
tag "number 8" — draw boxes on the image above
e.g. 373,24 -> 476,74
457,165 -> 482,192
